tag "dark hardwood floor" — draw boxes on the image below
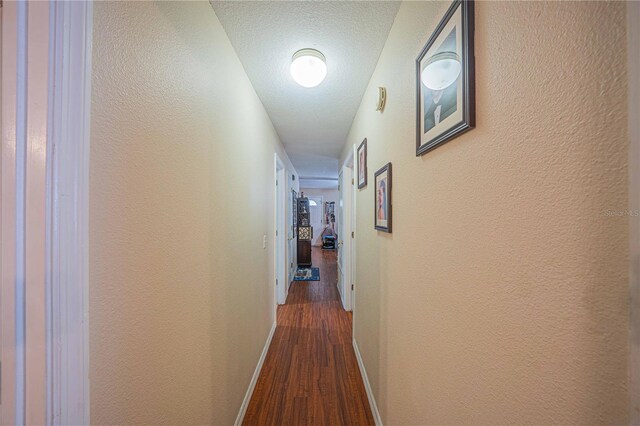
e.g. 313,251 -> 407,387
243,249 -> 374,426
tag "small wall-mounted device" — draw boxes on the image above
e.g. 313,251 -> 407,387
376,87 -> 386,112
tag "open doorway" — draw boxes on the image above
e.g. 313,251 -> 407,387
307,195 -> 323,246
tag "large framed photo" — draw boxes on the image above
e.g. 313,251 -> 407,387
357,138 -> 367,189
374,163 -> 392,233
416,0 -> 475,156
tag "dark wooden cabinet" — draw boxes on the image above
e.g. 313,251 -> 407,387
297,239 -> 311,267
297,197 -> 312,267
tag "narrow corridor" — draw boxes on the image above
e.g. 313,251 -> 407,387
243,250 -> 373,425
3,1 -> 636,424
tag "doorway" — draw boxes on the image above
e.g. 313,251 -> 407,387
307,195 -> 323,246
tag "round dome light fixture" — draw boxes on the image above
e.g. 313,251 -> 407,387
421,51 -> 461,91
290,48 -> 327,88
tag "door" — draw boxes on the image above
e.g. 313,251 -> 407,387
349,157 -> 356,313
338,155 -> 355,312
337,171 -> 345,302
275,156 -> 286,305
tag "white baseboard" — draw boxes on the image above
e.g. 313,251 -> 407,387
337,280 -> 346,310
235,321 -> 277,426
352,338 -> 383,426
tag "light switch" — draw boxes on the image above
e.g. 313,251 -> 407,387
263,234 -> 267,249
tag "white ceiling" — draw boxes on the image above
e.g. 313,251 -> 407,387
211,1 -> 400,180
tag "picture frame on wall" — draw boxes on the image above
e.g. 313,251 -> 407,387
416,0 -> 475,156
357,138 -> 367,189
374,163 -> 392,233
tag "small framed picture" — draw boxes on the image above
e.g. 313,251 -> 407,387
357,138 -> 367,189
374,163 -> 392,233
416,0 -> 475,156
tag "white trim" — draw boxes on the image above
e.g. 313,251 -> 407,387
352,338 -> 382,426
46,1 -> 93,424
15,2 -> 28,422
235,321 -> 277,426
350,143 -> 357,320
2,2 -> 52,422
1,3 -> 92,422
628,1 -> 640,422
337,170 -> 344,306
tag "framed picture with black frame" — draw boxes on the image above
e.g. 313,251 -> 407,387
416,0 -> 475,156
374,163 -> 392,233
357,138 -> 367,189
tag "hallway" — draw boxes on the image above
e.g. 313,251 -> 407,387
2,0 -> 637,424
243,250 -> 373,425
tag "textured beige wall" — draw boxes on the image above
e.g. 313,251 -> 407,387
341,1 -> 629,424
629,2 -> 640,423
89,2 -> 296,423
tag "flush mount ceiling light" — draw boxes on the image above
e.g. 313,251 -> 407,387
421,51 -> 461,91
290,48 -> 327,88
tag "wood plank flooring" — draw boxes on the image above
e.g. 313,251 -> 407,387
243,249 -> 374,426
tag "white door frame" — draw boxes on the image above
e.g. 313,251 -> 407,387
1,1 -> 92,424
274,154 -> 287,307
338,147 -> 356,312
349,145 -> 357,317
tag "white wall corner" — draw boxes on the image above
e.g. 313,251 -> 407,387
353,338 -> 383,426
235,321 -> 277,426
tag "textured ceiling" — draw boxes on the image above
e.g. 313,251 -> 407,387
211,1 -> 400,180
